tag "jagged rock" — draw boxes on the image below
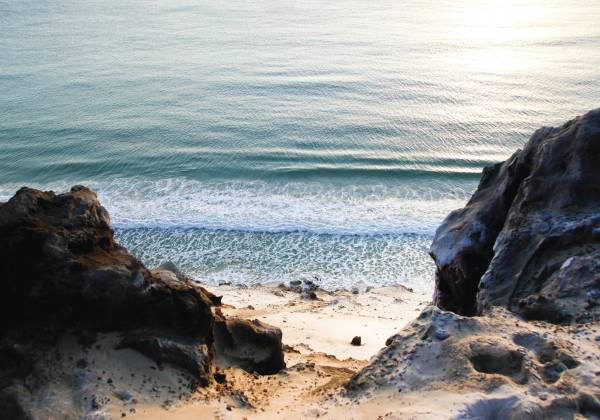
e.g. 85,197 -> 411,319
431,109 -> 600,323
117,331 -> 212,386
213,317 -> 285,375
0,186 -> 217,418
0,185 -> 288,419
0,186 -> 214,336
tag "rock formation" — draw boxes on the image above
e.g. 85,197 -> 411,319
0,186 -> 285,419
0,186 -> 214,336
431,108 -> 600,322
348,109 -> 600,418
348,306 -> 600,418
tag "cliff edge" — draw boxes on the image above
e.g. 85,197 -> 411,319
348,110 -> 600,419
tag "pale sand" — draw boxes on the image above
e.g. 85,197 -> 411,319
31,284 -> 591,419
100,284 -> 434,419
216,284 -> 430,360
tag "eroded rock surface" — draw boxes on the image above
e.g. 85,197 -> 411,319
349,110 -> 600,419
431,109 -> 600,322
348,306 -> 600,418
117,331 -> 212,386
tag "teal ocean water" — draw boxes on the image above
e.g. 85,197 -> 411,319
1,1 -> 599,291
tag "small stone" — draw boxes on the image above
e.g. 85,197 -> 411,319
114,390 -> 133,402
351,287 -> 360,295
435,329 -> 450,341
301,291 -> 318,300
76,358 -> 88,369
90,396 -> 101,410
351,336 -> 362,346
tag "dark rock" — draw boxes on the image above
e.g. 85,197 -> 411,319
351,336 -> 361,346
430,109 -> 600,323
162,399 -> 175,410
0,186 -> 215,336
213,372 -> 226,384
117,331 -> 212,386
0,185 -> 222,418
90,395 -> 102,410
303,279 -> 318,292
213,317 -> 285,375
301,291 -> 318,300
0,389 -> 27,420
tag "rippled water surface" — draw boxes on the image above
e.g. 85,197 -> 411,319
1,0 -> 599,291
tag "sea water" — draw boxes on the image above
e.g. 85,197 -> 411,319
1,0 -> 599,292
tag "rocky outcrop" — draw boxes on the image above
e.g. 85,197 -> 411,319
0,186 -> 214,336
431,109 -> 600,322
348,109 -> 600,419
0,186 -> 285,418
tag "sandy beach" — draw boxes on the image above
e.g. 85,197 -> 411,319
16,283 -> 432,419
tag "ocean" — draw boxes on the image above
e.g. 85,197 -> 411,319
1,0 -> 599,292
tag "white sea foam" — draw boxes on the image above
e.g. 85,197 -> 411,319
116,227 -> 437,292
0,177 -> 475,236
0,177 -> 475,292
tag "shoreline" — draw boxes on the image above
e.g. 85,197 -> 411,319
2,110 -> 600,420
211,282 -> 430,361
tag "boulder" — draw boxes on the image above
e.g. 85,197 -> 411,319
213,317 -> 285,375
0,185 -> 217,418
431,109 -> 600,323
